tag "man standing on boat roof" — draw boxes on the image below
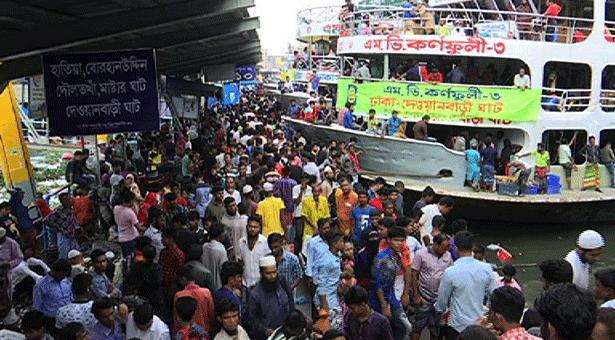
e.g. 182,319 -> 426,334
564,229 -> 605,290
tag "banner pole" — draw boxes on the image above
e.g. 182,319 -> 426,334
94,135 -> 101,185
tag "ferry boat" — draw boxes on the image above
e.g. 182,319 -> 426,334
283,0 -> 615,224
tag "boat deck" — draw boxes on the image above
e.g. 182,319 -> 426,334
362,174 -> 615,204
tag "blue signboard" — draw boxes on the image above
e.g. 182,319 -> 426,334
236,65 -> 257,82
239,80 -> 257,92
222,83 -> 241,107
42,49 -> 160,136
207,96 -> 220,110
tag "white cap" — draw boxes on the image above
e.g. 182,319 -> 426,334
105,251 -> 116,260
243,185 -> 253,194
259,255 -> 277,267
67,250 -> 82,259
577,229 -> 605,249
0,227 -> 6,238
263,182 -> 274,192
324,166 -> 333,174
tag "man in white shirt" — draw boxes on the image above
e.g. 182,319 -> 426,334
144,208 -> 166,259
557,133 -> 578,190
202,224 -> 229,291
236,215 -> 270,287
418,197 -> 454,245
220,197 -> 247,260
564,229 -> 605,290
513,67 -> 531,90
291,174 -> 312,252
303,155 -> 321,184
126,302 -> 170,340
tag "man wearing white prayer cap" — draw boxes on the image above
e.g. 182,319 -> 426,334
247,255 -> 294,339
564,229 -> 606,289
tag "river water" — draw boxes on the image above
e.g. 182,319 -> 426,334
471,222 -> 615,303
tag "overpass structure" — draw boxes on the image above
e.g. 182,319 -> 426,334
0,0 -> 261,202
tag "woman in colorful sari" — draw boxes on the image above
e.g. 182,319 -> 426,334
581,136 -> 602,192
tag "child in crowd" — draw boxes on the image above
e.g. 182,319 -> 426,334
341,237 -> 356,290
499,264 -> 522,291
21,310 -> 53,340
431,215 -> 446,239
174,296 -> 209,340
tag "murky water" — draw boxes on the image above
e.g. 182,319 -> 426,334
471,222 -> 615,303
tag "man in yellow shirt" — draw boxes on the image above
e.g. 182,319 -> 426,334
256,182 -> 286,236
534,142 -> 551,194
302,185 -> 331,238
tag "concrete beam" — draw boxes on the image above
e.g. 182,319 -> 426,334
0,0 -> 255,61
159,42 -> 261,70
163,48 -> 262,75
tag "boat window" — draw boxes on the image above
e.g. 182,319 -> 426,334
606,1 -> 615,42
343,55 -> 384,78
599,130 -> 615,148
541,61 -> 590,112
388,55 -> 529,86
601,66 -> 615,112
541,129 -> 587,165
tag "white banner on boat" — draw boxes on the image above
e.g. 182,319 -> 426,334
476,21 -> 519,39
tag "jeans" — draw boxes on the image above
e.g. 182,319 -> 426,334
120,239 -> 136,257
57,233 -> 79,259
606,163 -> 615,187
391,307 -> 412,340
42,225 -> 57,250
291,217 -> 305,255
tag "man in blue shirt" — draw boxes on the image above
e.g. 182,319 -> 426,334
403,0 -> 417,19
313,230 -> 344,330
33,259 -> 73,329
370,227 -> 413,340
90,297 -> 124,340
435,231 -> 497,339
288,99 -> 301,119
344,104 -> 359,130
352,191 -> 379,245
387,111 -> 402,136
9,188 -> 35,253
305,218 -> 332,279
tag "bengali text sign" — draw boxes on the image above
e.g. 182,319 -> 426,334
337,78 -> 540,122
42,49 -> 159,136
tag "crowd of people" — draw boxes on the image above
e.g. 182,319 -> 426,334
335,0 -> 575,43
0,90 -> 613,340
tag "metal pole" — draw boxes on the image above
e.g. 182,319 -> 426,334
94,135 -> 101,185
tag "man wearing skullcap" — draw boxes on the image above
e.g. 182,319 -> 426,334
247,256 -> 294,340
565,229 -> 606,289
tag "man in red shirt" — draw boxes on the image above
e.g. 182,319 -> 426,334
159,228 -> 186,291
543,0 -> 561,42
174,267 -> 216,335
425,67 -> 443,84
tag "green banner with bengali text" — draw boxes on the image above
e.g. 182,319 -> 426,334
336,78 -> 541,122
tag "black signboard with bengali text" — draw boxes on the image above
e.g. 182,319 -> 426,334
42,49 -> 160,136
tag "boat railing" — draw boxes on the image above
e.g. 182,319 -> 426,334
338,7 -> 595,44
345,75 -> 526,90
541,87 -> 591,112
309,56 -> 343,73
297,6 -> 343,26
600,89 -> 615,112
